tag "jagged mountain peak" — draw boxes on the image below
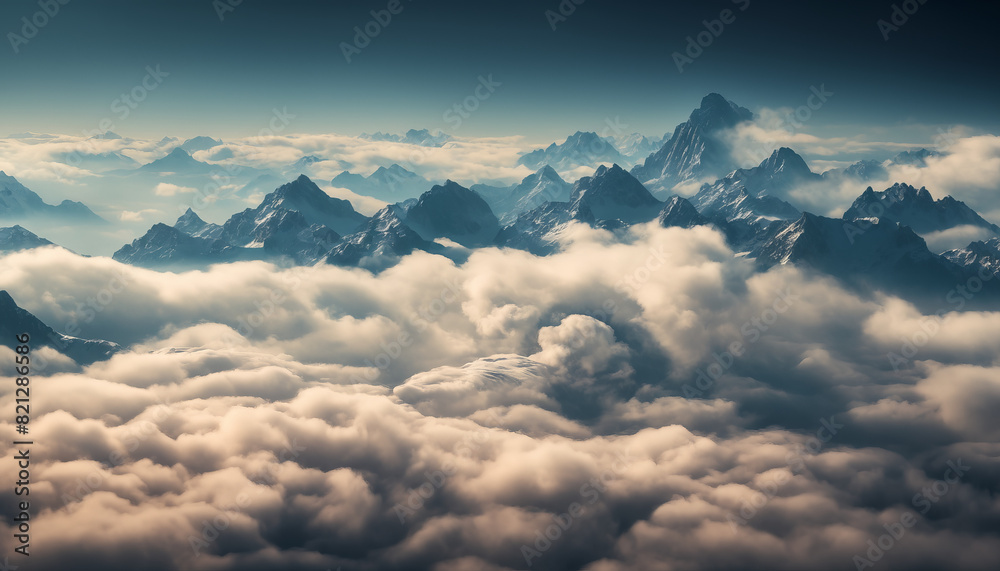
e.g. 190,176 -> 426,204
327,205 -> 436,269
332,165 -> 432,202
533,165 -> 564,181
843,182 -> 999,237
174,208 -> 224,239
658,196 -> 709,229
759,147 -> 812,176
570,164 -> 661,224
689,93 -> 755,130
518,131 -> 623,170
591,163 -> 629,179
891,148 -> 941,166
175,207 -> 204,226
405,181 -> 500,247
274,174 -> 327,198
631,93 -> 754,192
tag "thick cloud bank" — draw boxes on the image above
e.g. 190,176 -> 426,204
1,224 -> 998,570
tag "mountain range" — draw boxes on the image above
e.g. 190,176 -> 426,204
518,131 -> 625,171
5,93 -> 997,314
0,171 -> 104,223
332,164 -> 434,201
360,129 -> 452,147
472,166 -> 573,225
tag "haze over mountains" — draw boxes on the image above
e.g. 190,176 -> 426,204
4,89 -> 1000,571
0,171 -> 104,223
2,92 -> 998,413
3,93 -> 996,315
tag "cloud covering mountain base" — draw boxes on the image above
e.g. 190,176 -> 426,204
1,223 -> 999,570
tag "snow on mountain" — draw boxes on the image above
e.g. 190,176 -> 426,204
658,196 -> 709,229
490,165 -> 661,255
631,93 -> 754,193
472,165 -> 572,225
221,207 -> 340,263
403,181 -> 500,248
401,129 -> 452,147
289,155 -> 322,171
174,208 -> 224,239
691,147 -> 808,225
332,164 -> 433,201
752,212 -> 994,307
943,237 -> 1000,279
229,174 -> 368,237
517,131 -> 624,171
0,225 -> 55,251
112,223 -> 252,268
494,201 -> 596,256
115,176 -> 358,268
822,159 -> 889,183
890,148 -> 942,166
0,171 -> 104,223
326,206 -> 438,269
842,183 -> 1000,236
569,164 -> 662,224
612,132 -> 663,161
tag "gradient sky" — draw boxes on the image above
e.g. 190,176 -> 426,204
1,0 -> 998,141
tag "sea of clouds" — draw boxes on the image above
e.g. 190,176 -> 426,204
1,219 -> 998,570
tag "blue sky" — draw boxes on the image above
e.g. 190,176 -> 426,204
1,0 -> 998,141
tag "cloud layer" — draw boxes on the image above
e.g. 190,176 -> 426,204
1,223 -> 998,570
